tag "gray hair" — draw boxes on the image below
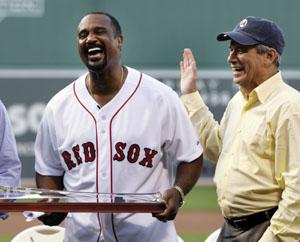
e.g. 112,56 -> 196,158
255,44 -> 281,67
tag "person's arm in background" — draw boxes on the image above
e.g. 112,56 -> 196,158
0,100 -> 21,220
180,48 -> 224,162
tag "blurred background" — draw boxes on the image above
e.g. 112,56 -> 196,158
1,0 -> 300,241
1,0 -> 300,184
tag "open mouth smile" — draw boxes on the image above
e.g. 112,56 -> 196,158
87,46 -> 104,61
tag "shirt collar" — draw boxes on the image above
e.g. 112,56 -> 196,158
240,71 -> 283,104
254,71 -> 283,103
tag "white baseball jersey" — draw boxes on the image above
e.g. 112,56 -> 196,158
35,66 -> 203,242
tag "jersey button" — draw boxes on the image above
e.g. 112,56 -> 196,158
101,129 -> 105,134
101,115 -> 106,120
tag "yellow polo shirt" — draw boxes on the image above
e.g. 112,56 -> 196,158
181,72 -> 300,242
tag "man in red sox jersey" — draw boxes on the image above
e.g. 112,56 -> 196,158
34,12 -> 203,242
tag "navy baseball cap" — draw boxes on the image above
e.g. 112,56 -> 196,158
217,16 -> 285,55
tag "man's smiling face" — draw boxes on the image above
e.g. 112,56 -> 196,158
77,13 -> 122,72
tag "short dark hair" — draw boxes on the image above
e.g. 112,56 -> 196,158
86,12 -> 122,37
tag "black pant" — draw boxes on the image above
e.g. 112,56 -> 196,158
217,220 -> 270,242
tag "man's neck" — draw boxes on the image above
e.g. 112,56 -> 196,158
86,66 -> 126,106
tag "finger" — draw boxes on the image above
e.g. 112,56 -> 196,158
182,49 -> 187,69
161,218 -> 168,223
152,212 -> 165,221
186,48 -> 194,62
186,48 -> 197,69
183,49 -> 190,68
152,208 -> 169,221
180,60 -> 184,73
154,204 -> 175,222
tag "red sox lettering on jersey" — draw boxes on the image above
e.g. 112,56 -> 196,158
61,141 -> 158,170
